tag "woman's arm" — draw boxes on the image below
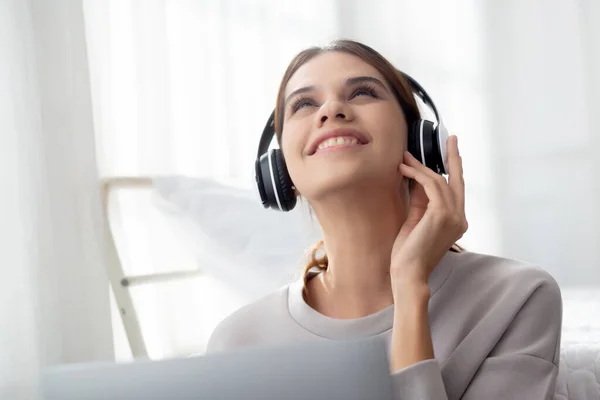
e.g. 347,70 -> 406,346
387,275 -> 561,400
389,280 -> 433,372
389,278 -> 449,400
385,136 -> 464,399
460,278 -> 562,399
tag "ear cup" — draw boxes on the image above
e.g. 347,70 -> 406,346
272,150 -> 297,211
255,157 -> 269,207
435,123 -> 449,174
408,119 -> 445,174
255,149 -> 297,211
429,124 -> 445,174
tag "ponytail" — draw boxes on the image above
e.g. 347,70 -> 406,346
301,240 -> 463,285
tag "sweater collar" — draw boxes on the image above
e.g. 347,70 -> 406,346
287,250 -> 459,340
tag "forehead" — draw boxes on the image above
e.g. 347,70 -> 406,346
284,51 -> 387,96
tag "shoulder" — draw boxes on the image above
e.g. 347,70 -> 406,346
205,284 -> 290,354
445,251 -> 562,360
442,250 -> 563,329
448,250 -> 562,300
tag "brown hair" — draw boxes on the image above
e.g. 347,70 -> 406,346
272,39 -> 463,285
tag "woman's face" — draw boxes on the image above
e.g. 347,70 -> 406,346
280,51 -> 408,201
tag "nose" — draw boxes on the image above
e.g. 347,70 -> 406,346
317,100 -> 353,126
320,112 -> 345,124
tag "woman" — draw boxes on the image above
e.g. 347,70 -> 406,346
207,40 -> 562,399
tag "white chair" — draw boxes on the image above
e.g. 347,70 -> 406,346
101,176 -> 204,359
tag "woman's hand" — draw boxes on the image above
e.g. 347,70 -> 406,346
390,135 -> 468,288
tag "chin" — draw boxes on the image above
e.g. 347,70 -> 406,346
297,167 -> 380,202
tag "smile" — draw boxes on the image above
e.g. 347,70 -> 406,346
308,128 -> 370,155
314,136 -> 365,154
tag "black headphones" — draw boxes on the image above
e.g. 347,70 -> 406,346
255,71 -> 450,212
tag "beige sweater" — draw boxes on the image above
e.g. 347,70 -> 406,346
207,250 -> 563,400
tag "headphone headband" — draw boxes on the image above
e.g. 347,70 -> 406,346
257,110 -> 276,158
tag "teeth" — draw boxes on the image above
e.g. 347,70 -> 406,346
316,136 -> 359,151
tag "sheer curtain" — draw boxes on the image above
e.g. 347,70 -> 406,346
1,0 -> 113,397
84,0 -> 497,361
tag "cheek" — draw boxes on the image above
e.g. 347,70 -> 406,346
371,120 -> 407,160
280,131 -> 304,180
280,128 -> 300,160
365,105 -> 407,149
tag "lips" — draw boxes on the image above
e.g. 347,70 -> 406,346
308,128 -> 369,155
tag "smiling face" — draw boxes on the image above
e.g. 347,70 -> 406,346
279,51 -> 409,202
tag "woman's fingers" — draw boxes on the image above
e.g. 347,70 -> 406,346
399,162 -> 446,210
401,139 -> 467,237
403,151 -> 454,208
447,135 -> 466,214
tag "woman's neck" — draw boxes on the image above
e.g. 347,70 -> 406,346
306,184 -> 408,318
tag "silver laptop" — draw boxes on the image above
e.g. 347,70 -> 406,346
42,337 -> 394,399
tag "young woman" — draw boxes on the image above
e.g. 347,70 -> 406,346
207,40 -> 562,400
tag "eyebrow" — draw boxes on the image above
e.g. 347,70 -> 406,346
284,75 -> 389,107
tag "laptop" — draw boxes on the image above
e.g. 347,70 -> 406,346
42,337 -> 394,399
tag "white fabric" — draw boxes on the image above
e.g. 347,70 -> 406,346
555,345 -> 600,400
153,176 -> 321,299
1,0 -> 113,398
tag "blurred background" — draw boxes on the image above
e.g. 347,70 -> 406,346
1,0 -> 598,397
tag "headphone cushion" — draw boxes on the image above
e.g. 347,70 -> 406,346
408,120 -> 423,162
409,119 -> 443,173
273,150 -> 296,209
255,158 -> 268,204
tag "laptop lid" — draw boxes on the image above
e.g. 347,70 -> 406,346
42,337 -> 393,400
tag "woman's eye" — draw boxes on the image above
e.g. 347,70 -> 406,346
291,98 -> 315,113
351,85 -> 378,99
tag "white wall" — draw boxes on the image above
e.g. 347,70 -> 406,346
336,0 -> 501,256
484,0 -> 600,286
336,0 -> 599,287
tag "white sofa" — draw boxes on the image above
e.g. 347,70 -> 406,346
555,344 -> 600,399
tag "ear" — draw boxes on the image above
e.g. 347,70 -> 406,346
407,178 -> 415,195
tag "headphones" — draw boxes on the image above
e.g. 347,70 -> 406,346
255,71 -> 450,212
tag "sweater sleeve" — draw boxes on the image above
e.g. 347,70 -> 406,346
391,359 -> 448,399
390,276 -> 562,400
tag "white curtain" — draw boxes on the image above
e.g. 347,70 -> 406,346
1,0 -> 113,398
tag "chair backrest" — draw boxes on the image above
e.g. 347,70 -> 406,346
554,344 -> 600,400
